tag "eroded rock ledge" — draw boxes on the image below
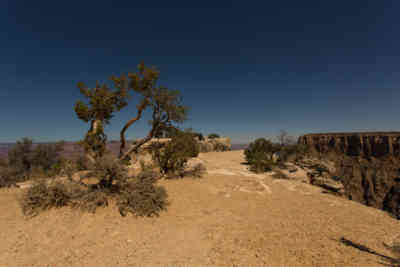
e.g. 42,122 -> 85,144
298,132 -> 400,158
298,132 -> 400,219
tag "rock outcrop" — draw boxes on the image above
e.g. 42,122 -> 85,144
298,132 -> 400,219
298,132 -> 400,158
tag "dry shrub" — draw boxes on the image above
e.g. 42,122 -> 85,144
117,177 -> 168,217
20,153 -> 168,218
75,154 -> 92,171
70,190 -> 108,213
20,181 -> 71,217
0,166 -> 22,188
137,160 -> 161,181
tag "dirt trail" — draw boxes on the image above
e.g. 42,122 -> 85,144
1,150 -> 399,267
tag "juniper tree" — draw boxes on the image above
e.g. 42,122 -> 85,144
111,63 -> 188,160
74,81 -> 128,163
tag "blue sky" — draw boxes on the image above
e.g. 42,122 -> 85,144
2,0 -> 400,143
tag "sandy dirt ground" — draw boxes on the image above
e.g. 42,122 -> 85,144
1,150 -> 399,267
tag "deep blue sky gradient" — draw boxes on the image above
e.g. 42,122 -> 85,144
3,0 -> 400,143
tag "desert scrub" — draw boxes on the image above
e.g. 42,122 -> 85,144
245,138 -> 280,173
0,165 -> 23,188
5,138 -> 66,184
149,131 -> 199,178
19,180 -> 73,217
19,154 -> 168,218
117,175 -> 168,217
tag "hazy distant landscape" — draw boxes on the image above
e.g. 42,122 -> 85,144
0,142 -> 249,159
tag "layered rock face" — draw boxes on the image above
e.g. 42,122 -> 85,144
298,132 -> 400,219
298,132 -> 400,158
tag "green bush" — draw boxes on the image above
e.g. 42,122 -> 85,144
208,133 -> 220,139
245,138 -> 281,173
6,138 -> 66,181
249,159 -> 274,173
31,142 -> 65,173
8,138 -> 34,175
150,132 -> 199,177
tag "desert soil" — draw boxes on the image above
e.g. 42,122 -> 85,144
1,150 -> 399,267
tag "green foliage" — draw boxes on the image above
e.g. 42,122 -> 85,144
245,138 -> 281,173
208,133 -> 220,139
8,137 -> 34,175
79,122 -> 107,160
249,159 -> 274,173
154,125 -> 182,138
75,81 -> 127,124
3,138 -> 66,187
113,63 -> 189,160
75,79 -> 128,160
31,141 -> 65,173
150,132 -> 199,177
245,138 -> 279,164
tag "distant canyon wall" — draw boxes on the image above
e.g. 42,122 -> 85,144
298,132 -> 400,158
298,132 -> 400,219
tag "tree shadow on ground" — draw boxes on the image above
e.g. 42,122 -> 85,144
337,237 -> 400,266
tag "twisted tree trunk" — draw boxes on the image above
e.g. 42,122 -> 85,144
85,119 -> 102,164
119,101 -> 148,158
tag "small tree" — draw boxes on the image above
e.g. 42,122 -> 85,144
74,81 -> 128,163
31,141 -> 65,173
112,63 -> 189,161
8,137 -> 34,174
244,138 -> 281,173
149,131 -> 199,177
